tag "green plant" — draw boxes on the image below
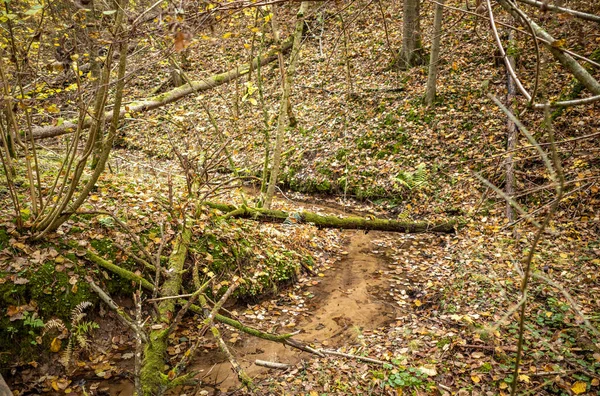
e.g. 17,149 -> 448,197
384,365 -> 427,389
23,311 -> 44,345
395,163 -> 427,190
43,301 -> 98,368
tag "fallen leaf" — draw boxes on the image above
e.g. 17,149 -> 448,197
50,337 -> 62,353
571,381 -> 587,394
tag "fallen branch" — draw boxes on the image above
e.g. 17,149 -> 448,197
31,36 -> 295,140
498,0 -> 600,95
88,279 -> 148,343
319,349 -> 386,365
255,360 -> 291,370
208,203 -> 461,234
78,243 -> 303,344
515,0 -> 600,23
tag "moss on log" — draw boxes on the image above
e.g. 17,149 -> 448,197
207,203 -> 461,234
78,245 -> 155,290
140,227 -> 191,395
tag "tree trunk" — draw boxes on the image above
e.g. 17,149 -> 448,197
425,0 -> 444,105
505,28 -> 517,222
140,227 -> 191,395
399,0 -> 423,69
263,2 -> 309,209
209,203 -> 461,234
32,0 -> 129,238
30,36 -> 296,140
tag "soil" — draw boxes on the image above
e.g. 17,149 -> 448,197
193,228 -> 401,394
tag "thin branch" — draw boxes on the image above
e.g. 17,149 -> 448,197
515,0 -> 600,23
89,279 -> 148,343
486,0 -> 532,102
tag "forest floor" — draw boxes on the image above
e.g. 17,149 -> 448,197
2,0 -> 600,394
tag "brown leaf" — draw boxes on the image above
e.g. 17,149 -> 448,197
174,31 -> 187,52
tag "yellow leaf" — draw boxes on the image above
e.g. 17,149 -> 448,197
591,378 -> 599,386
571,381 -> 587,394
414,299 -> 422,307
47,104 -> 60,113
50,337 -> 62,352
222,32 -> 232,39
499,382 -> 508,389
518,374 -> 530,383
471,374 -> 481,383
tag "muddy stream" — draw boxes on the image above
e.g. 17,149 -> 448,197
103,201 -> 405,395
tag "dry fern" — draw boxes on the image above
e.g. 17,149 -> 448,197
70,301 -> 92,325
43,318 -> 66,335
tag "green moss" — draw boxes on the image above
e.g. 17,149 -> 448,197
213,74 -> 227,83
191,224 -> 305,300
335,148 -> 349,161
0,260 -> 95,370
91,239 -> 116,260
316,180 -> 332,193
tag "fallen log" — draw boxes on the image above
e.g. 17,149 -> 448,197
31,36 -> 294,140
208,203 -> 461,234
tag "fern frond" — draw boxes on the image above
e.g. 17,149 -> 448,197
76,333 -> 89,350
60,341 -> 73,368
413,163 -> 427,186
43,318 -> 66,335
70,301 -> 92,325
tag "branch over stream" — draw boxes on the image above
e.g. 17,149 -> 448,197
209,203 -> 461,233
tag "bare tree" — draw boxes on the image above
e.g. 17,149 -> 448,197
399,0 -> 423,68
425,0 -> 444,105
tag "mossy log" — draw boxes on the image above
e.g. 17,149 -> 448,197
140,227 -> 191,395
31,36 -> 295,140
208,203 -> 461,234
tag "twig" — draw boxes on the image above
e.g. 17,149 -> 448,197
211,325 -> 254,389
510,104 -> 564,396
166,280 -> 211,336
486,0 -> 532,102
319,349 -> 385,365
152,222 -> 166,299
255,360 -> 291,370
88,279 -> 148,343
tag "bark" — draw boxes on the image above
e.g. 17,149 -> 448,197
399,0 -> 423,69
498,0 -> 600,95
140,227 -> 191,395
31,36 -> 295,140
209,203 -> 461,234
505,28 -> 517,222
263,2 -> 309,209
425,0 -> 444,106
